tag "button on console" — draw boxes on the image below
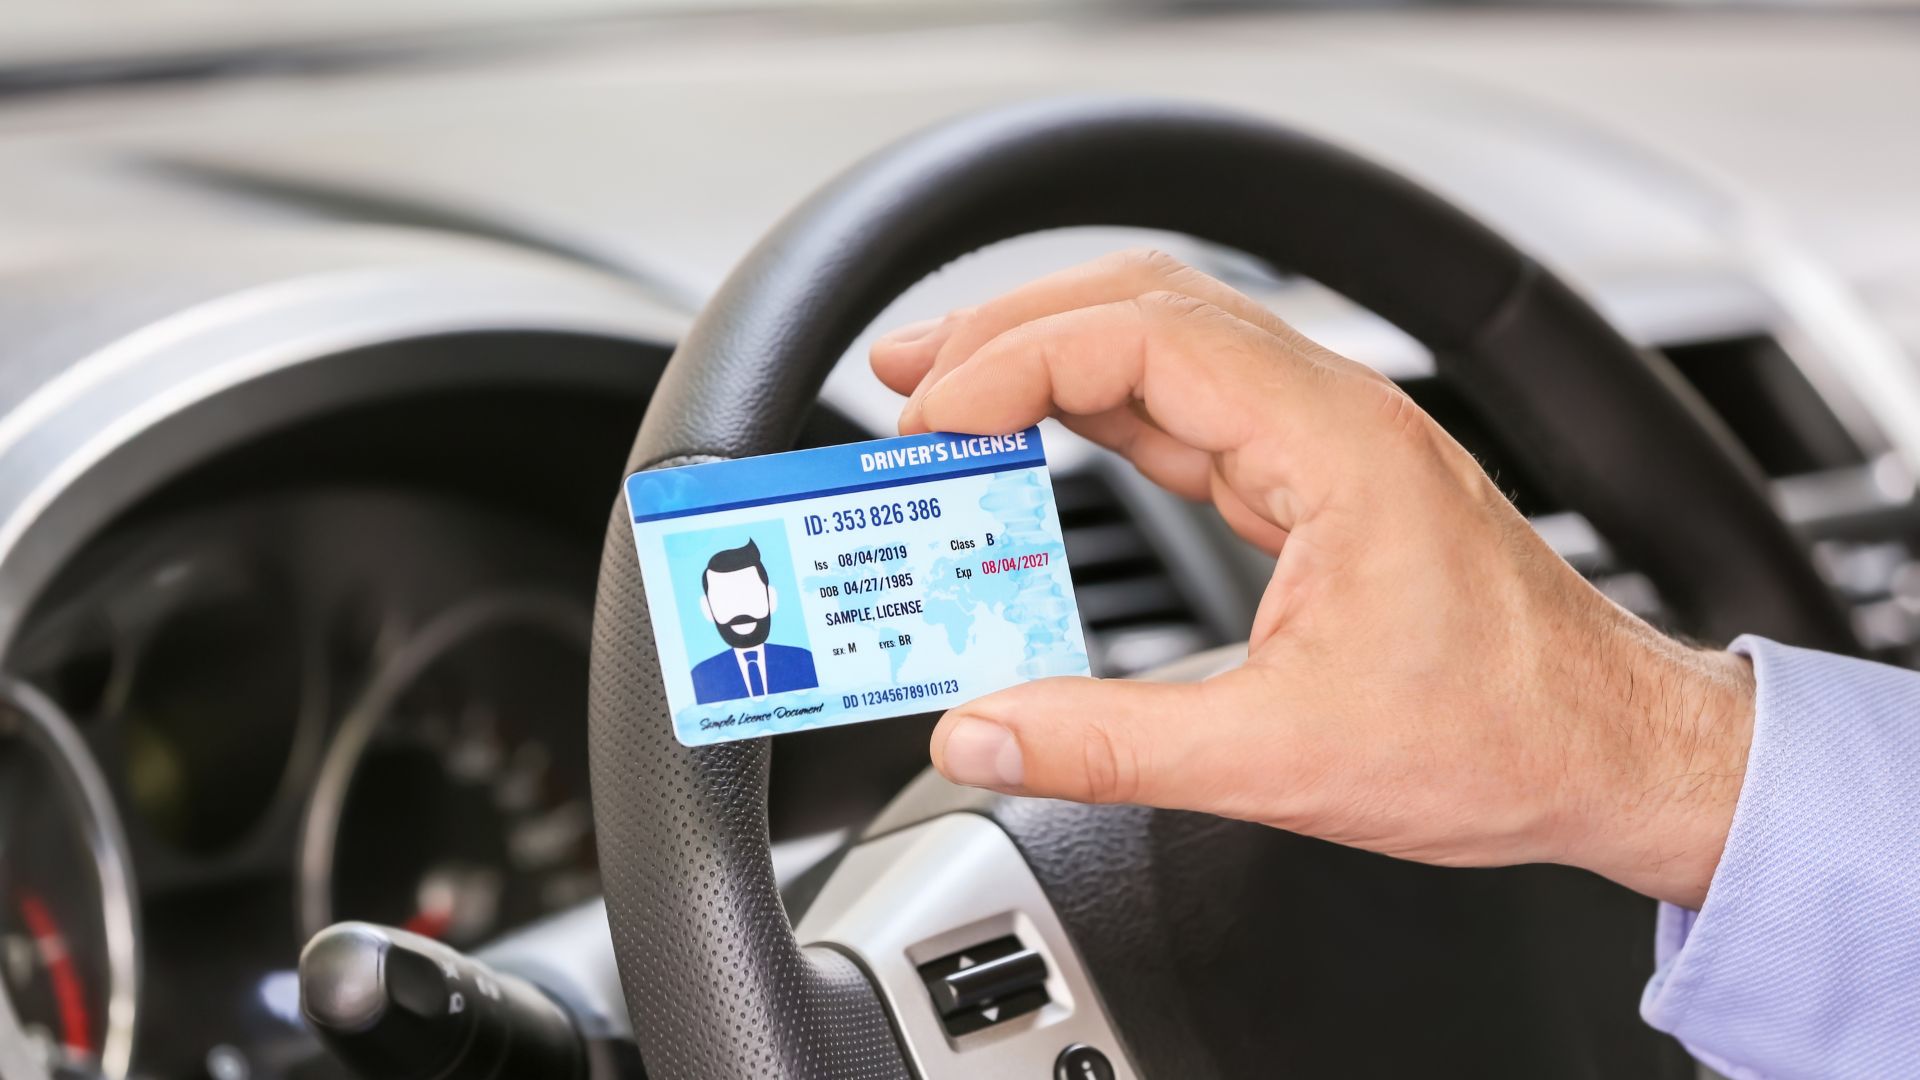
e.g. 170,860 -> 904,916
929,946 -> 1048,1017
1055,1043 -> 1115,1080
916,934 -> 1050,1036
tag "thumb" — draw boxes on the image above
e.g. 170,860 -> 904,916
930,676 -> 1215,806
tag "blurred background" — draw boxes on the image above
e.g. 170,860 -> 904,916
1,2 -> 1917,1078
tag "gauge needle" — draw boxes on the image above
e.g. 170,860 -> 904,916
16,891 -> 92,1056
400,880 -> 455,940
400,905 -> 453,941
402,865 -> 501,942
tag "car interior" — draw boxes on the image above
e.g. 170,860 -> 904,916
1,2 -> 1916,1078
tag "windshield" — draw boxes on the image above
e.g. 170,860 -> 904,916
3,0 -> 1914,89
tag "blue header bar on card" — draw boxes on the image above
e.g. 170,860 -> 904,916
626,426 -> 1048,523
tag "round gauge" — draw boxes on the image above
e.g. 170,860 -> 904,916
118,573 -> 311,858
0,680 -> 138,1080
301,593 -> 598,949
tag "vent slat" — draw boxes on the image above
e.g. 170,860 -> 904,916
1073,578 -> 1188,627
1062,522 -> 1154,572
1058,471 -> 1220,674
1053,474 -> 1127,522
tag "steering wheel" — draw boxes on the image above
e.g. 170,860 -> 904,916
586,99 -> 1856,1079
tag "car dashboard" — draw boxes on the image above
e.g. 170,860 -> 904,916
0,6 -> 1916,1078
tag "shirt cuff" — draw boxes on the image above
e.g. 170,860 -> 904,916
1640,634 -> 1920,1079
1648,902 -> 1765,1079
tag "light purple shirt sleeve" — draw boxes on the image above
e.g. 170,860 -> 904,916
1640,635 -> 1920,1079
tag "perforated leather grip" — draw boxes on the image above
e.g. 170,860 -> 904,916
589,492 -> 915,1080
587,98 -> 1856,1080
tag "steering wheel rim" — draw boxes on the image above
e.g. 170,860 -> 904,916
588,97 -> 1856,1079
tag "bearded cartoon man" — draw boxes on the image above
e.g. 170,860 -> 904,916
690,539 -> 819,705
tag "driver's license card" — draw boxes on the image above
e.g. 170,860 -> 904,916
624,425 -> 1090,746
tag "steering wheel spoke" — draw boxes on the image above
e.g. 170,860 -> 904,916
797,811 -> 1137,1079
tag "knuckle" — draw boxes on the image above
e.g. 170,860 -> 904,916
1134,289 -> 1216,323
1078,718 -> 1143,804
1113,246 -> 1189,280
1128,291 -> 1261,381
1029,328 -> 1070,380
1110,247 -> 1213,297
1372,383 -> 1429,441
942,305 -> 980,335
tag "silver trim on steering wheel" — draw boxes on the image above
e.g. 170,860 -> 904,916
796,812 -> 1140,1080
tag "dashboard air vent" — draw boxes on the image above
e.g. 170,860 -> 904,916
1055,472 -> 1217,676
1660,334 -> 1865,478
1410,333 -> 1919,659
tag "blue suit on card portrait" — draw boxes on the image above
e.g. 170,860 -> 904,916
691,643 -> 818,705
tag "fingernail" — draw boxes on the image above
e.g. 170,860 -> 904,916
876,317 -> 943,347
940,717 -> 1024,790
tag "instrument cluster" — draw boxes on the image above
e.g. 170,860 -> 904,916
1,488 -> 605,1080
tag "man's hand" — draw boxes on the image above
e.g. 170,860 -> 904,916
871,249 -> 1755,909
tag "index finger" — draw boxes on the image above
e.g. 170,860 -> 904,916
873,248 -> 1376,433
920,291 -> 1397,530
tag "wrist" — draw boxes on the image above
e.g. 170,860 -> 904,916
1553,623 -> 1756,908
